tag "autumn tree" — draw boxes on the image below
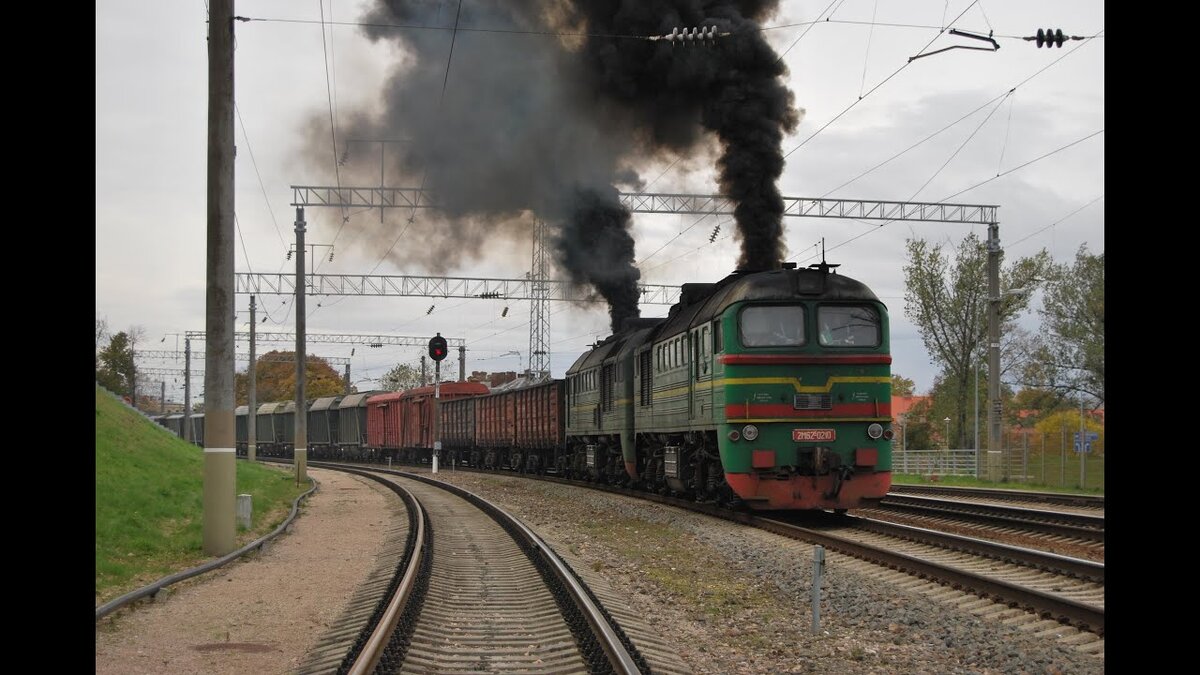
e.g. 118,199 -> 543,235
891,374 -> 916,397
1021,245 -> 1104,407
1034,408 -> 1104,456
903,233 -> 1050,450
382,363 -> 423,391
234,351 -> 344,405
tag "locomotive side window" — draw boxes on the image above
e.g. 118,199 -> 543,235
739,305 -> 806,347
712,320 -> 723,353
817,305 -> 881,347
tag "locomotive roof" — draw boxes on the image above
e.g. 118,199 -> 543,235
655,265 -> 881,338
565,319 -> 665,375
563,266 -> 881,373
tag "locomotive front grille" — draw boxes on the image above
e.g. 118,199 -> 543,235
793,394 -> 832,410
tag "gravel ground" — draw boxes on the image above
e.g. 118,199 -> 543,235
94,465 -> 1104,674
423,469 -> 1103,675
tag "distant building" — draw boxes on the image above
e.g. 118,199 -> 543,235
467,371 -> 518,388
892,395 -> 930,422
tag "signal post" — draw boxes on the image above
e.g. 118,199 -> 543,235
429,333 -> 447,472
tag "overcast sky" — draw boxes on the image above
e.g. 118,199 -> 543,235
96,1 -> 1104,404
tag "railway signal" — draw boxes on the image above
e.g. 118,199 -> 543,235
428,333 -> 448,361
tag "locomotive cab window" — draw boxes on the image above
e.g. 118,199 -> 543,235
739,305 -> 806,347
817,305 -> 881,347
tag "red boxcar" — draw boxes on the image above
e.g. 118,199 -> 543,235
441,396 -> 477,448
366,391 -> 406,450
451,378 -> 564,470
367,382 -> 489,461
511,379 -> 564,450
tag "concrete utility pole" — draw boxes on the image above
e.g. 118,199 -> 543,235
986,222 -> 1001,481
248,294 -> 257,462
160,381 -> 166,415
344,363 -> 351,393
421,356 -> 428,386
294,207 -> 308,485
203,0 -> 237,556
184,337 -> 192,442
459,345 -> 466,382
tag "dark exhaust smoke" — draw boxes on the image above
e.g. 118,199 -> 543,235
303,1 -> 798,331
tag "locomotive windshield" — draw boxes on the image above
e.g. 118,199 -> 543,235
817,305 -> 881,347
739,305 -> 806,347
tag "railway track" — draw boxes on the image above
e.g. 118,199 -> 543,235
304,461 -> 1106,656
887,484 -> 1105,514
857,494 -> 1105,561
284,462 -> 654,674
763,512 -> 1104,635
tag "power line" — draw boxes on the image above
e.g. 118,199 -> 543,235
775,0 -> 842,64
317,0 -> 349,256
783,31 -> 1103,264
907,93 -> 1010,200
787,129 -> 1103,265
1007,195 -> 1104,251
783,1 -> 980,159
316,0 -> 346,272
234,103 -> 286,254
939,130 -> 1103,202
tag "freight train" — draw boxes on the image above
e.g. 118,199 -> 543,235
156,262 -> 893,511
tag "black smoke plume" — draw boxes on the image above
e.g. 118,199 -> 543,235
305,1 -> 798,332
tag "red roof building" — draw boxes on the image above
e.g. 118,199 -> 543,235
892,396 -> 930,421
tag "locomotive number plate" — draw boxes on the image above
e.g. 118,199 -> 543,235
793,429 -> 836,442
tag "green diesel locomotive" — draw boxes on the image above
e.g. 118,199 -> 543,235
563,262 -> 893,510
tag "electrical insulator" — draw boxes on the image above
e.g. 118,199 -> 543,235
1036,28 -> 1065,48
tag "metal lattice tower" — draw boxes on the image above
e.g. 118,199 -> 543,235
528,218 -> 550,379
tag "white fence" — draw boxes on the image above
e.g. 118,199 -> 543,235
892,446 -> 1104,490
892,449 -> 980,476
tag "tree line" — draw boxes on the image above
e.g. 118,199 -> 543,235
897,235 -> 1103,451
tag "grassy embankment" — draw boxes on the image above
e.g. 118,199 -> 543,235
891,472 -> 1104,496
95,386 -> 309,604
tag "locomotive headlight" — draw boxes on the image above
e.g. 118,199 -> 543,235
728,429 -> 741,442
867,423 -> 884,439
742,424 -> 759,441
883,428 -> 895,440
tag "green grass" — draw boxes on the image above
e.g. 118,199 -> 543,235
95,386 -> 308,604
892,472 -> 1104,496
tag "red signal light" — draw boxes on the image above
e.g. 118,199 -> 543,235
428,333 -> 448,362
